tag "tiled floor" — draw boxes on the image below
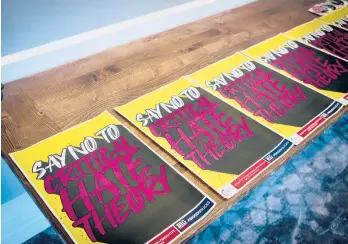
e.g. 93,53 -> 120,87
191,114 -> 348,244
24,227 -> 62,244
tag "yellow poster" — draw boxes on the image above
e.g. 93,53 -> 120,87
186,52 -> 342,145
242,34 -> 348,105
285,19 -> 348,61
10,111 -> 216,244
116,78 -> 293,199
319,6 -> 348,30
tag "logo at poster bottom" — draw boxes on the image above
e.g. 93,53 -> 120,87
219,139 -> 292,198
147,198 -> 214,244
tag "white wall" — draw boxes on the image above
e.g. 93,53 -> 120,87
1,0 -> 256,83
2,0 -> 193,56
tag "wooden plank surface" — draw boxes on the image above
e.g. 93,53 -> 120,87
3,0 -> 346,243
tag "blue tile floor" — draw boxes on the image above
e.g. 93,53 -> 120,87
20,114 -> 348,243
191,114 -> 348,244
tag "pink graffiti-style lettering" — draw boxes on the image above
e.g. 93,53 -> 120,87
270,46 -> 348,88
312,29 -> 348,59
217,67 -> 307,123
149,96 -> 254,170
43,136 -> 171,242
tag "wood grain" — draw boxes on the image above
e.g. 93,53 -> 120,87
2,0 -> 344,243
